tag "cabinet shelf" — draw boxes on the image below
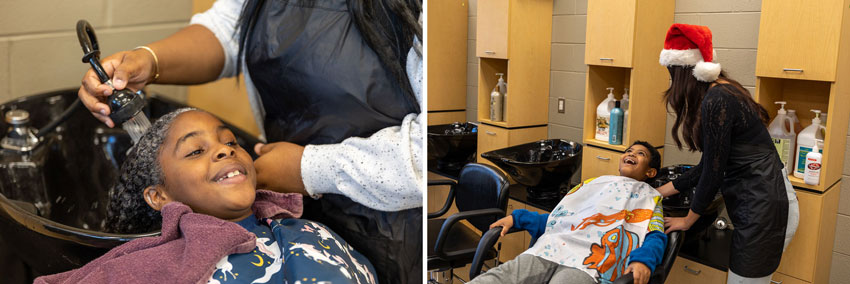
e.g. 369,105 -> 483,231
584,138 -> 628,152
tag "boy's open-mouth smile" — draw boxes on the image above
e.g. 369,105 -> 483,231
622,156 -> 637,166
212,164 -> 249,185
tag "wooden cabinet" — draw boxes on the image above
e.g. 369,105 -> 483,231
774,186 -> 840,284
755,0 -> 845,81
585,0 -> 636,67
581,146 -> 621,179
581,0 -> 673,170
754,0 -> 850,192
665,257 -> 728,284
475,0 -> 552,128
428,0 -> 468,121
770,272 -> 809,284
475,0 -> 508,59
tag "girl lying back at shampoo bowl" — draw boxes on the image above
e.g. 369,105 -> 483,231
35,108 -> 376,284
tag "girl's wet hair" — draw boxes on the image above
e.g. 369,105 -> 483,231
105,108 -> 196,234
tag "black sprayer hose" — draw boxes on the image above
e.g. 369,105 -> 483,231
36,98 -> 83,138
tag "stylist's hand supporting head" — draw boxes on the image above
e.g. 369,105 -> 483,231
78,49 -> 157,128
254,142 -> 308,195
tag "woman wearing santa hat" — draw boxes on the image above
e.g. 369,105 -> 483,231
654,24 -> 800,283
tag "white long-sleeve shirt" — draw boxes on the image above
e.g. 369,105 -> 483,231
191,0 -> 423,211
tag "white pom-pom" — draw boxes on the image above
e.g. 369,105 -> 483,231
693,61 -> 721,82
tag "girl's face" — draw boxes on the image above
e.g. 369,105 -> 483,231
148,111 -> 257,221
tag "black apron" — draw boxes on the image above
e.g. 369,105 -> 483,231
722,143 -> 789,277
244,0 -> 422,283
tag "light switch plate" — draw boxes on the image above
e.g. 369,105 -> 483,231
558,98 -> 565,113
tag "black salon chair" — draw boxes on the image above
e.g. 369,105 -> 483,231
427,163 -> 510,283
470,224 -> 685,284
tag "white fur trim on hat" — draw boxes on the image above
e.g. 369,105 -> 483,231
693,61 -> 721,82
659,48 -> 718,67
659,48 -> 702,66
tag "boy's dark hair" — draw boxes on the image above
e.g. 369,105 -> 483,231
631,140 -> 661,173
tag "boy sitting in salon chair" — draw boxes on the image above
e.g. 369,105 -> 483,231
470,141 -> 665,284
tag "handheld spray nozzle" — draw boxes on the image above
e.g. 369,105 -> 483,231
76,20 -> 145,126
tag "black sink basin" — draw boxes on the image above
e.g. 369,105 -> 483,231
651,164 -> 724,234
481,139 -> 582,199
0,89 -> 260,277
427,122 -> 477,177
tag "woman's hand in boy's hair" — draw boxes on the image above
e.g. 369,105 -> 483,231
624,262 -> 650,284
490,215 -> 514,237
254,142 -> 308,195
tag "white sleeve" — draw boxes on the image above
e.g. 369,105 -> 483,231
300,37 -> 424,212
189,0 -> 244,79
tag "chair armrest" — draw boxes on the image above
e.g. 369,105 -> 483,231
469,226 -> 503,280
434,208 -> 506,259
613,272 -> 634,284
653,230 -> 684,284
427,179 -> 457,219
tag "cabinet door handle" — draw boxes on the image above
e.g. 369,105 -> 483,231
596,156 -> 610,161
683,265 -> 701,275
486,131 -> 496,136
769,280 -> 782,284
485,50 -> 496,54
599,58 -> 614,61
782,68 -> 803,72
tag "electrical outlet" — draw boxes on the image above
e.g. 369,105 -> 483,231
558,98 -> 565,113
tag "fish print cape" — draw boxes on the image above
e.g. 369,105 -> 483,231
523,175 -> 661,283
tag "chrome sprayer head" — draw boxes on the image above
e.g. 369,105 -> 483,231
2,109 -> 40,152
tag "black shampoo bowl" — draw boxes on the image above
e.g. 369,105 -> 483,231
427,122 -> 477,177
651,164 -> 724,234
0,89 -> 260,276
481,139 -> 582,199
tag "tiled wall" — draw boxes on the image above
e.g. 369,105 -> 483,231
0,0 -> 192,104
464,0 -> 849,282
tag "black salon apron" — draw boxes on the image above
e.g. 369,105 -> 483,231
244,0 -> 422,283
720,143 -> 789,277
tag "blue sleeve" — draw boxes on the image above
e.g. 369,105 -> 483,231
628,230 -> 668,273
511,209 -> 549,240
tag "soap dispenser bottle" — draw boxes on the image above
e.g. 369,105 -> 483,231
609,100 -> 624,145
787,109 -> 802,135
804,139 -> 824,185
769,101 -> 796,174
794,110 -> 826,178
595,87 -> 616,141
497,73 -> 507,121
489,73 -> 505,122
621,88 -> 629,138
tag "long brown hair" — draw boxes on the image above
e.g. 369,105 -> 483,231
664,66 -> 769,152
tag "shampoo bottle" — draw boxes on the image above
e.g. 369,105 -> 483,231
621,88 -> 629,137
609,100 -> 624,145
489,73 -> 505,121
794,110 -> 826,178
497,73 -> 507,121
595,87 -> 616,141
769,101 -> 796,174
787,109 -> 802,135
804,139 -> 824,185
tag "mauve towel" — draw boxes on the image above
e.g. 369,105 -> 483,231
34,190 -> 302,284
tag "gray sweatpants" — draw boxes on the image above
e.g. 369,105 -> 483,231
468,254 -> 597,284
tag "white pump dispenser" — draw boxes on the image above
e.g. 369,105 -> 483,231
804,139 -> 824,185
595,88 -> 617,141
794,110 -> 826,178
489,73 -> 506,122
622,88 -> 629,137
769,101 -> 796,174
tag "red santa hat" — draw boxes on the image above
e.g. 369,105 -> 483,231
659,23 -> 721,82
